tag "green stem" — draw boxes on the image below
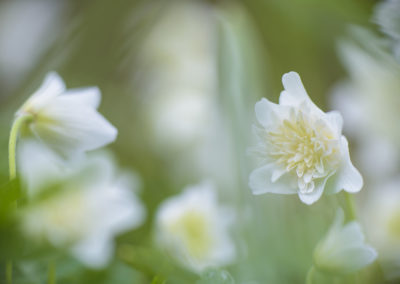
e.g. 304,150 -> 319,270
48,261 -> 56,284
345,192 -> 356,221
306,266 -> 315,284
6,261 -> 12,284
6,114 -> 32,284
8,114 -> 32,180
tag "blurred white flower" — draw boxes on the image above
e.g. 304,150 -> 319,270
362,177 -> 400,279
155,181 -> 236,273
331,29 -> 400,180
139,2 -> 217,149
19,141 -> 145,269
313,209 -> 377,274
135,3 -> 238,192
249,72 -> 362,205
16,72 -> 117,158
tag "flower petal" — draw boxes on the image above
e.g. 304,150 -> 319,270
254,98 -> 281,129
18,139 -> 65,197
71,234 -> 113,269
31,102 -> 117,158
280,72 -> 324,117
314,209 -> 378,274
323,245 -> 377,274
20,72 -> 66,112
62,87 -> 101,109
324,111 -> 343,137
298,174 -> 333,205
327,137 -> 363,194
249,164 -> 297,195
279,71 -> 311,107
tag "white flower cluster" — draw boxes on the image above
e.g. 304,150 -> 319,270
14,72 -> 145,268
13,72 -> 237,274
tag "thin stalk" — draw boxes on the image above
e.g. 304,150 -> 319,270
48,261 -> 56,284
345,192 -> 356,221
8,114 -> 32,179
306,266 -> 315,284
6,114 -> 32,284
6,261 -> 12,284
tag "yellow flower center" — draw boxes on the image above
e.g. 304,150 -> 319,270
169,210 -> 213,259
24,189 -> 91,245
266,110 -> 340,193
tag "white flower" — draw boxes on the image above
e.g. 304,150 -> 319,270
313,209 -> 377,274
19,141 -> 145,269
154,181 -> 235,273
16,72 -> 117,158
249,72 -> 362,205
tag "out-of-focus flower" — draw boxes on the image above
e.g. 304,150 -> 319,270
16,72 -> 117,158
374,0 -> 400,60
155,181 -> 235,273
249,72 -> 362,205
362,178 -> 400,280
136,2 -> 237,191
313,209 -> 377,274
19,141 -> 145,269
139,2 -> 217,149
331,29 -> 400,180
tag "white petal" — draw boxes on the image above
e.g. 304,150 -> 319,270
31,72 -> 65,100
95,183 -> 146,235
279,72 -> 309,106
324,111 -> 343,137
254,98 -> 281,129
18,139 -> 65,197
71,234 -> 113,269
280,72 -> 324,117
21,72 -> 66,112
62,87 -> 101,109
325,246 -> 377,274
31,102 -> 117,157
298,174 -> 332,205
338,222 -> 365,246
249,164 -> 297,195
271,167 -> 287,182
314,209 -> 378,274
328,137 -> 363,194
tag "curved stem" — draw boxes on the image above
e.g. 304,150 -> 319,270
6,114 -> 32,284
8,115 -> 32,180
306,266 -> 315,284
8,114 -> 32,180
345,192 -> 356,221
48,261 -> 56,284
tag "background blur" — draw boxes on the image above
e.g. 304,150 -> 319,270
0,0 -> 386,283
